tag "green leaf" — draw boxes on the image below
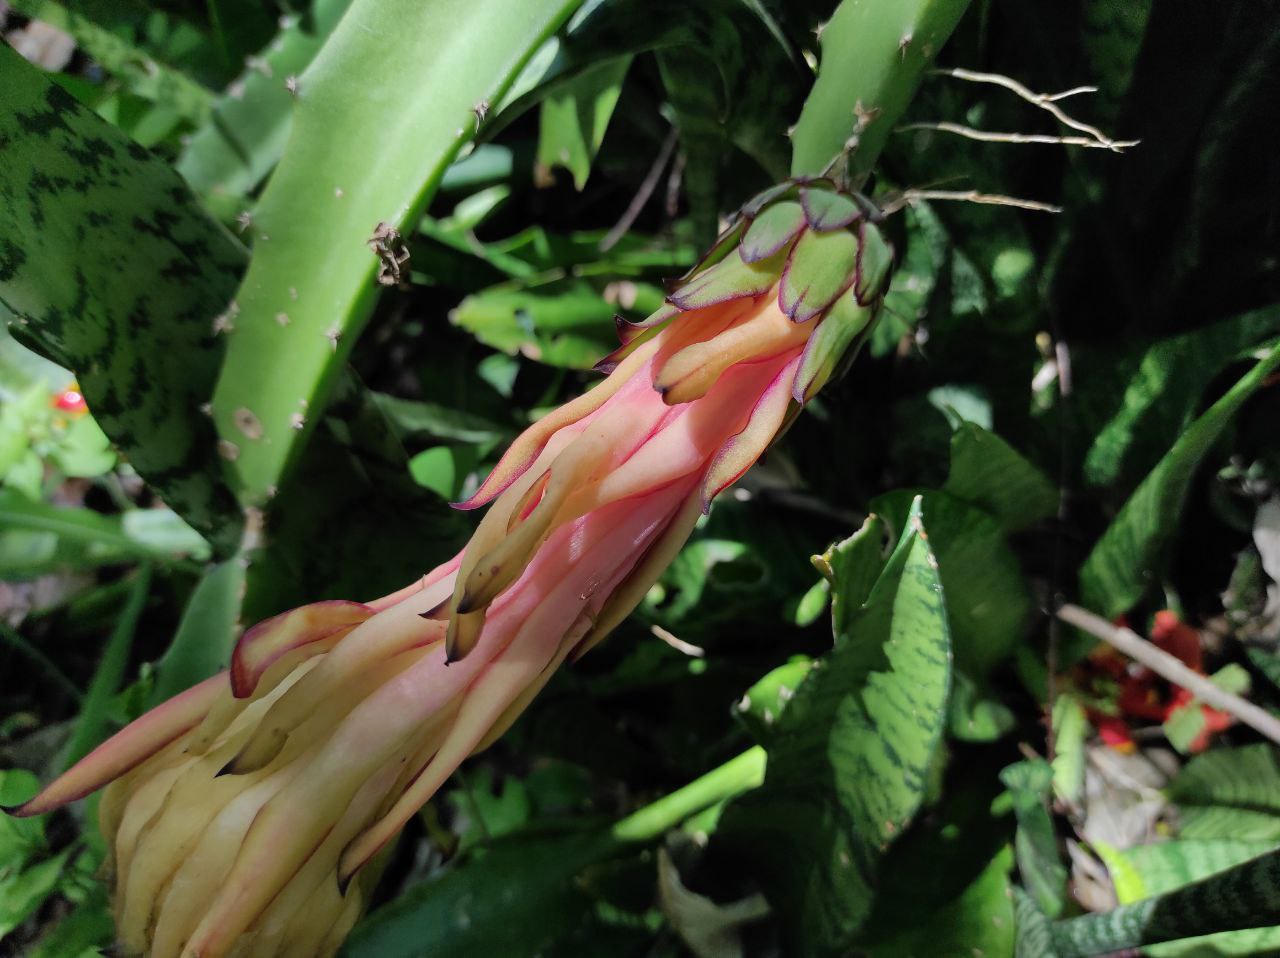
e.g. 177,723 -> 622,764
0,848 -> 69,938
451,278 -> 662,369
9,0 -> 216,126
1080,344 -> 1280,618
176,0 -> 354,201
1050,694 -> 1088,805
0,490 -> 203,570
1000,760 -> 1068,919
347,831 -> 643,958
717,496 -> 952,955
865,848 -> 1015,957
1014,888 -> 1062,958
25,884 -> 114,958
536,55 -> 631,190
1079,306 -> 1280,491
1105,839 -> 1280,956
944,423 -> 1059,532
947,671 -> 1016,742
734,656 -> 814,742
63,563 -> 151,768
149,559 -> 244,705
1168,745 -> 1280,841
0,48 -> 246,553
208,0 -> 587,503
859,778 -> 1016,957
873,489 -> 1029,676
813,514 -> 889,642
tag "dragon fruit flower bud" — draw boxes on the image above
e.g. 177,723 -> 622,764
3,178 -> 892,958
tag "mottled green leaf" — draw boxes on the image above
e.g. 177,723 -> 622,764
874,489 -> 1029,676
944,423 -> 1059,532
1014,888 -> 1061,958
1105,839 -> 1280,956
1080,345 -> 1280,618
718,497 -> 951,956
1080,306 -> 1280,491
0,48 -> 246,553
1001,759 -> 1068,919
813,514 -> 889,643
1169,745 -> 1280,841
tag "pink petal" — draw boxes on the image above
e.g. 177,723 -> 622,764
3,673 -> 225,817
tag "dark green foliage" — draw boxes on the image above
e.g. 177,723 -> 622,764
0,47 -> 245,554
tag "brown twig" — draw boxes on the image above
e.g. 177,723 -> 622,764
899,121 -> 1137,151
933,67 -> 1139,152
1056,603 -> 1280,746
601,127 -> 679,252
880,188 -> 1062,216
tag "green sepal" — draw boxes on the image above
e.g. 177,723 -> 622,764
618,302 -> 679,340
741,200 -> 806,264
793,290 -> 877,402
668,246 -> 787,311
778,227 -> 861,323
740,180 -> 797,218
671,217 -> 746,287
855,221 -> 895,305
800,185 -> 862,232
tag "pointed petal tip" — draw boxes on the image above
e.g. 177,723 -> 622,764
417,599 -> 448,620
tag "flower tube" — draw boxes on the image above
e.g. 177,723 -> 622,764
5,179 -> 892,958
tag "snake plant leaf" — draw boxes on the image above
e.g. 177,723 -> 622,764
799,185 -> 861,232
176,0 -> 354,204
944,423 -> 1059,533
779,227 -> 861,324
668,247 -> 787,311
1081,343 -> 1280,618
0,47 -> 245,555
740,200 -> 806,264
208,0 -> 587,505
718,496 -> 951,956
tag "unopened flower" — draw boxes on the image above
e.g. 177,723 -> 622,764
5,179 -> 892,957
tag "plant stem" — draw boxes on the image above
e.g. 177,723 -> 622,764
1051,847 -> 1280,956
789,0 -> 972,181
1056,603 -> 1280,745
610,746 -> 766,844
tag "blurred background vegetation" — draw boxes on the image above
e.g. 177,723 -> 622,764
2,0 -> 1280,955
